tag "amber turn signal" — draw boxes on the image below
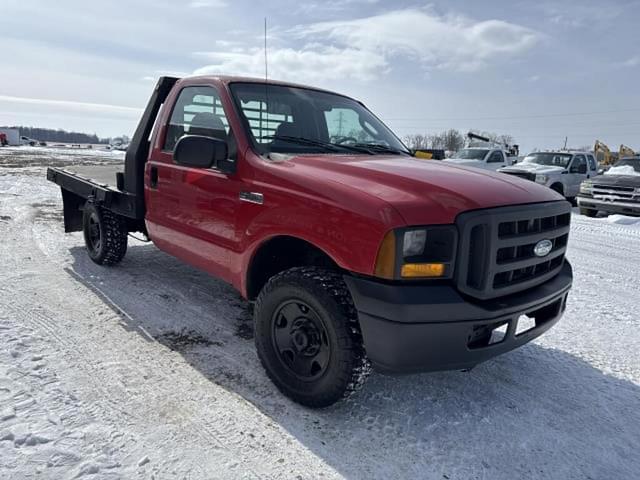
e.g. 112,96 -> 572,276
401,263 -> 445,278
374,231 -> 396,279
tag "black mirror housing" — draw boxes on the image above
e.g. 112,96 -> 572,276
174,135 -> 230,171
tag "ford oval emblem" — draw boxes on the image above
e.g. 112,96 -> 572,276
534,239 -> 553,257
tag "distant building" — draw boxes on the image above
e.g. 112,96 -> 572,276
0,128 -> 20,146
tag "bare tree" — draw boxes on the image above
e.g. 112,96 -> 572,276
441,129 -> 465,152
403,134 -> 429,150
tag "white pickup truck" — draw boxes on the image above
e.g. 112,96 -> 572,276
499,151 -> 599,201
443,147 -> 514,171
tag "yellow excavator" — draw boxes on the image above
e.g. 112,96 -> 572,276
619,144 -> 636,159
594,140 -> 617,166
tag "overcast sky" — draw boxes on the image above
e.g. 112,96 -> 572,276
2,0 -> 639,152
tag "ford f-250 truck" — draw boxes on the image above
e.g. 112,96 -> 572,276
47,76 -> 573,407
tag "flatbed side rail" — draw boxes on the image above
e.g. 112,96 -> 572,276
47,167 -> 140,231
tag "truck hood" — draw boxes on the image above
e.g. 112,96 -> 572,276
282,155 -> 562,225
500,163 -> 565,175
592,173 -> 640,188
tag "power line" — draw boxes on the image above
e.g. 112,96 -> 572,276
384,107 -> 640,122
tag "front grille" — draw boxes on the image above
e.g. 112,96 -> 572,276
456,202 -> 571,300
502,170 -> 536,182
592,184 -> 639,202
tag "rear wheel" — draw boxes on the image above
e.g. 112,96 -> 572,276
82,202 -> 127,265
254,267 -> 371,408
579,207 -> 598,217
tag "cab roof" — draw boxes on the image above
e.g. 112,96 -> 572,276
178,75 -> 348,98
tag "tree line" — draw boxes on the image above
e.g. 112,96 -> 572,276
0,126 -> 108,144
403,129 -> 514,152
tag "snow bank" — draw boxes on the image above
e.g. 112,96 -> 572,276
607,215 -> 640,226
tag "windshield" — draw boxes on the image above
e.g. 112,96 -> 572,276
453,149 -> 489,160
522,152 -> 572,167
229,83 -> 409,156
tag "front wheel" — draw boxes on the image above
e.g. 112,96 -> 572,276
579,207 -> 598,217
82,202 -> 128,265
254,267 -> 371,408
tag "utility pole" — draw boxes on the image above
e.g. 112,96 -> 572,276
336,111 -> 345,136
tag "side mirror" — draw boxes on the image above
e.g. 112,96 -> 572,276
597,168 -> 605,175
174,135 -> 234,173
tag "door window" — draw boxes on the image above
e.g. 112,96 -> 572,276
164,86 -> 230,151
487,151 -> 504,163
587,154 -> 597,171
570,155 -> 587,173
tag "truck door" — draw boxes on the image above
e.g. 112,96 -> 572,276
567,154 -> 588,197
145,85 -> 242,281
486,150 -> 507,171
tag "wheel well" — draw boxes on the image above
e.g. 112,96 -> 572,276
246,236 -> 340,300
550,182 -> 564,195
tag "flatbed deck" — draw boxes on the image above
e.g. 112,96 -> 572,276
55,164 -> 123,188
47,164 -> 141,225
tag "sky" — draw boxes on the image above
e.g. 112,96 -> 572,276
1,0 -> 639,153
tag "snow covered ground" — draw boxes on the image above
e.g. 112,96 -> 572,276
0,146 -> 639,479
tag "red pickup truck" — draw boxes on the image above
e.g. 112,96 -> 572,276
48,76 -> 572,407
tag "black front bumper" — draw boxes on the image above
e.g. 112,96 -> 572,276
344,262 -> 572,374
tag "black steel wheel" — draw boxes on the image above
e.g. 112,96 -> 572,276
86,211 -> 102,254
254,267 -> 371,408
82,202 -> 128,265
271,300 -> 331,381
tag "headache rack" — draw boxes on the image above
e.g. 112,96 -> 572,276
455,201 -> 571,300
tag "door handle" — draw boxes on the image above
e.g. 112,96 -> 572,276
150,166 -> 158,188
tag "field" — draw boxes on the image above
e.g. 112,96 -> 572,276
1,147 -> 639,479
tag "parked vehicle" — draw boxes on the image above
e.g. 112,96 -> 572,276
20,136 -> 38,146
444,147 -> 514,171
578,157 -> 640,217
443,133 -> 519,171
47,76 -> 573,407
499,151 -> 598,201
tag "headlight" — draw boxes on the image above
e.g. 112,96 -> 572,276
374,226 -> 457,280
403,229 -> 427,256
580,182 -> 593,195
535,174 -> 548,184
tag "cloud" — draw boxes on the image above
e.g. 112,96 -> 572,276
0,95 -> 141,117
618,56 -> 640,68
188,0 -> 226,8
193,9 -> 540,83
296,9 -> 540,73
193,47 -> 387,82
540,3 -> 622,28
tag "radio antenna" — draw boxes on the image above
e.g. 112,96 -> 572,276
262,17 -> 269,144
264,17 -> 268,83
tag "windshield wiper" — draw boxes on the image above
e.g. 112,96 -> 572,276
352,143 -> 410,156
262,135 -> 374,155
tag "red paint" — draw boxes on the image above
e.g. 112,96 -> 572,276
143,76 -> 563,298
